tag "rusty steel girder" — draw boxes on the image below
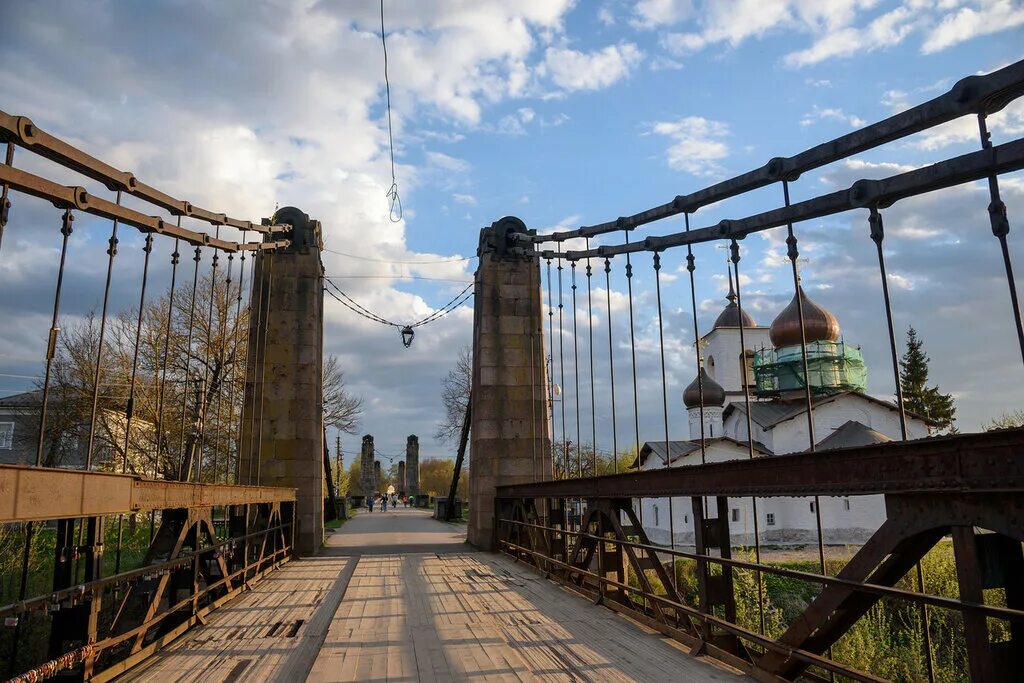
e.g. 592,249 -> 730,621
495,428 -> 1024,499
0,464 -> 296,522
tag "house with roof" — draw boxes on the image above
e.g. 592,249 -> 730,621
0,388 -> 155,471
637,271 -> 933,546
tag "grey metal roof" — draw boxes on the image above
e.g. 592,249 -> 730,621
815,420 -> 892,451
723,391 -> 938,430
634,437 -> 772,468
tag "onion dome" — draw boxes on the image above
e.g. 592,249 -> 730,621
769,285 -> 841,348
713,269 -> 757,329
683,367 -> 726,408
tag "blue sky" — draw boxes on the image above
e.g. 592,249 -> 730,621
1,1 -> 1023,461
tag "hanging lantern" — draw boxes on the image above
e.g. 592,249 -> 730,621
400,325 -> 414,348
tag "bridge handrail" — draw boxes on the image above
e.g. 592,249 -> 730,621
0,110 -> 290,240
521,58 -> 1024,244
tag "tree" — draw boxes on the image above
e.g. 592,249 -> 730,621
323,354 -> 363,434
435,345 -> 471,445
982,409 -> 1024,431
418,458 -> 469,499
898,327 -> 955,430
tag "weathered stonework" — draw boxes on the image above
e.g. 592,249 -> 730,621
468,217 -> 552,550
405,435 -> 419,498
238,207 -> 324,556
373,460 -> 381,494
397,461 -> 406,496
359,434 -> 375,497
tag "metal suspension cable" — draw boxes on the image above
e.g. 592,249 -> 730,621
85,191 -> 122,470
546,258 -> 556,476
176,247 -> 202,480
556,247 -> 567,479
653,251 -> 675,589
154,233 -> 181,480
324,277 -> 473,329
684,214 -> 707,467
624,233 -> 641,470
730,241 -> 766,636
585,238 -> 596,475
521,60 -> 1024,245
233,237 -> 252,484
571,262 -> 581,480
380,0 -> 401,222
36,208 -> 74,467
0,142 -> 13,260
604,257 -> 618,472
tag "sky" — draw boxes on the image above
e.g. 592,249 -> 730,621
1,0 -> 1023,464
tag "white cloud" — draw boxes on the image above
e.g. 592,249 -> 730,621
655,1 -> 1022,68
598,6 -> 616,26
452,193 -> 477,205
799,105 -> 866,128
631,0 -> 693,28
783,6 -> 916,67
541,43 -> 644,91
649,116 -> 730,176
496,107 -> 537,134
922,0 -> 1024,54
425,151 -> 471,173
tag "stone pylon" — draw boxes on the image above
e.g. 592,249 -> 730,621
405,435 -> 419,498
238,207 -> 325,556
374,460 -> 381,494
359,434 -> 375,497
468,216 -> 552,550
397,461 -> 406,496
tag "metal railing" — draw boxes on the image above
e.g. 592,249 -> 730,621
488,59 -> 1024,683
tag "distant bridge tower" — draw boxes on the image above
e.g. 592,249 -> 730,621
397,461 -> 406,496
405,435 -> 419,498
360,435 -> 375,497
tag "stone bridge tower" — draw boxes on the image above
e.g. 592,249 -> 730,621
468,216 -> 552,549
405,435 -> 419,498
359,435 -> 375,496
239,206 -> 324,556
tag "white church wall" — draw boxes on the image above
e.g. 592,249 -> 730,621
703,327 -> 771,394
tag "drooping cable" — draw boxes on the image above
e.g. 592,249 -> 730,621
154,234 -> 181,481
380,0 -> 402,222
323,247 -> 474,264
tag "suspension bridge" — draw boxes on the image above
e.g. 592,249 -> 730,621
1,59 -> 1024,683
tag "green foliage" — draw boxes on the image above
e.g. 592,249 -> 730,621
899,326 -> 956,429
621,541 -> 995,683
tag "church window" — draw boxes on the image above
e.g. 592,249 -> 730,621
809,501 -> 815,513
766,513 -> 776,526
731,508 -> 739,523
707,355 -> 716,378
654,505 -> 659,526
0,422 -> 12,449
684,515 -> 688,524
844,498 -> 851,511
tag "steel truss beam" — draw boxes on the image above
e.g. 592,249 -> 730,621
495,428 -> 1024,499
0,464 -> 296,523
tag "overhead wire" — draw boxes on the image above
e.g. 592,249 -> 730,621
380,0 -> 402,222
322,247 -> 475,265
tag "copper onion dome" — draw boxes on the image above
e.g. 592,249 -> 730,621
683,367 -> 726,408
769,285 -> 841,348
713,269 -> 757,329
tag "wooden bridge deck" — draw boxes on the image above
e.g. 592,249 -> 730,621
123,509 -> 746,682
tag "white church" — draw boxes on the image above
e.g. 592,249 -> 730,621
636,273 -> 933,546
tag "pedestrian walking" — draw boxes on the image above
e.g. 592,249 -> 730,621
382,495 -> 388,512
368,495 -> 375,512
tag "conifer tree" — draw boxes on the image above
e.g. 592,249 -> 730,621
899,327 -> 956,429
